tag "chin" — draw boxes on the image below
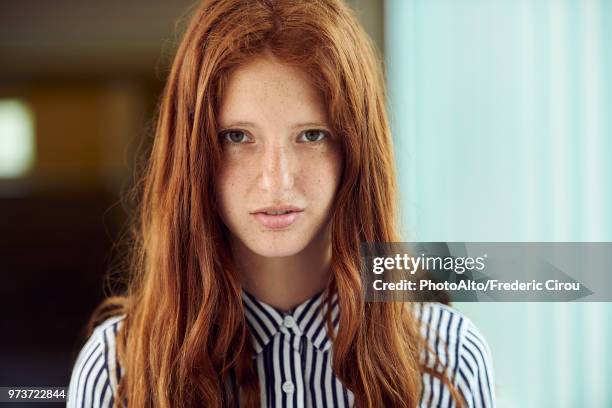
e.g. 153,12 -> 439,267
247,237 -> 310,258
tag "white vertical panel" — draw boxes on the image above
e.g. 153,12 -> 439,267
386,0 -> 612,406
581,0 -> 605,240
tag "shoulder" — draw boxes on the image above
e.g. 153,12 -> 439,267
412,302 -> 496,407
67,314 -> 127,408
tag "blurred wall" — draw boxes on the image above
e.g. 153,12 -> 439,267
0,0 -> 198,388
385,0 -> 612,407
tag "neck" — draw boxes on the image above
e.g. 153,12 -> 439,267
231,223 -> 332,312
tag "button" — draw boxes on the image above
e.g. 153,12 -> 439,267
282,381 -> 295,393
283,315 -> 295,328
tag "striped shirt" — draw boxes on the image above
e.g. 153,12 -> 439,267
67,290 -> 495,407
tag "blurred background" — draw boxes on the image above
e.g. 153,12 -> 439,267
0,0 -> 197,396
0,0 -> 610,407
386,1 -> 612,407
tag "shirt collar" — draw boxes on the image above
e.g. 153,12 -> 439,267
241,288 -> 340,355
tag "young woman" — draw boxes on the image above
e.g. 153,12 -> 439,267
67,0 -> 495,407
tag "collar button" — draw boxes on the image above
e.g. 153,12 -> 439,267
283,315 -> 295,328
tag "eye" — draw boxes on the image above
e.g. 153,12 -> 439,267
298,129 -> 329,143
220,130 -> 251,144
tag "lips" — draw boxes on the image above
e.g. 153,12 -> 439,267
250,206 -> 304,229
252,205 -> 303,214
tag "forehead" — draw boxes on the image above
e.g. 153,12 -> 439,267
218,54 -> 328,126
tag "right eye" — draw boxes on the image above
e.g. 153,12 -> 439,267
220,130 -> 252,144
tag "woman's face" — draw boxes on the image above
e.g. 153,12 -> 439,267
215,53 -> 343,258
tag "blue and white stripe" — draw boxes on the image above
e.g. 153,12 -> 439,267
67,315 -> 124,408
241,288 -> 352,408
414,302 -> 496,408
67,292 -> 495,407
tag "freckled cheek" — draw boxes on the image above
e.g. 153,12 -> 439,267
216,163 -> 247,218
300,151 -> 343,194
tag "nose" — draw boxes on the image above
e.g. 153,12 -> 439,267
258,142 -> 295,193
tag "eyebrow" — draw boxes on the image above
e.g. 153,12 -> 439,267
219,121 -> 330,130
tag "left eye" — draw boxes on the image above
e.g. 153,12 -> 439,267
299,130 -> 328,142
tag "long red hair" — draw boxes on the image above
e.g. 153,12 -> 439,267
89,0 -> 463,406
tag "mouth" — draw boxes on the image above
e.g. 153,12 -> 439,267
250,206 -> 304,229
